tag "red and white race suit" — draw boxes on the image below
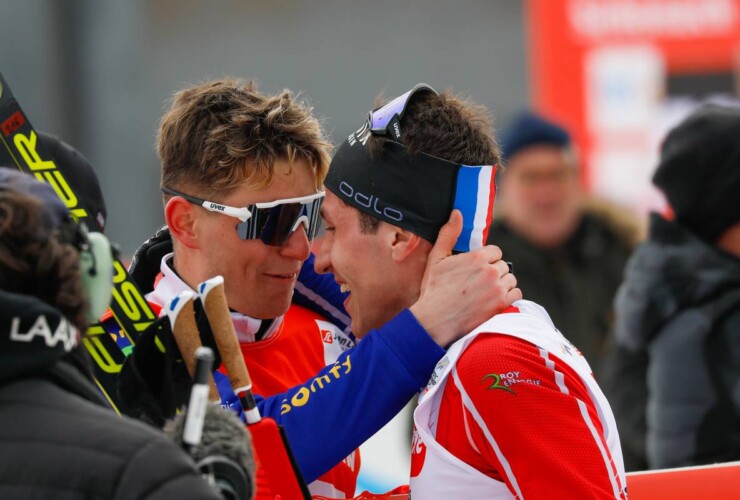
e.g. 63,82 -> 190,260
410,300 -> 627,499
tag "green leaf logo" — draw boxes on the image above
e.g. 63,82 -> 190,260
482,373 -> 516,395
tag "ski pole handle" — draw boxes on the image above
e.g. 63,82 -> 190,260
198,276 -> 261,424
165,290 -> 220,403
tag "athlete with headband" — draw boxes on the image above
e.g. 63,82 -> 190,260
315,84 -> 627,498
116,79 -> 521,498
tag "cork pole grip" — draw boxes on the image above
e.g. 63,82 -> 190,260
165,290 -> 220,402
199,276 -> 252,393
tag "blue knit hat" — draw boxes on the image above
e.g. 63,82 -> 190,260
499,111 -> 571,162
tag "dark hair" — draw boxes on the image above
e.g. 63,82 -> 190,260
0,189 -> 88,331
360,90 -> 501,232
158,78 -> 331,199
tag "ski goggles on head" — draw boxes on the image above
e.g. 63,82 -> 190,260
161,186 -> 325,246
367,83 -> 438,143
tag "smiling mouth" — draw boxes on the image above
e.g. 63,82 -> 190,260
265,272 -> 298,280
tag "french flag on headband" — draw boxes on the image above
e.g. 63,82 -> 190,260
452,164 -> 497,253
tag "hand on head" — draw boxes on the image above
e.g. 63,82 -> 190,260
410,210 -> 522,348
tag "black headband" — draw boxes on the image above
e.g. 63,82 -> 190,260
325,124 -> 497,252
325,127 -> 460,243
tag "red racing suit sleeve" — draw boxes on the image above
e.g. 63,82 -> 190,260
435,334 -> 626,499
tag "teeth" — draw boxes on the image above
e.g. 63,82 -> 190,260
340,284 -> 350,293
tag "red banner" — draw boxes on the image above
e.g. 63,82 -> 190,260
527,0 -> 740,204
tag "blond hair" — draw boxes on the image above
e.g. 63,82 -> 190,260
158,79 -> 331,197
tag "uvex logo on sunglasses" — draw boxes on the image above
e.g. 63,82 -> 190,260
208,202 -> 225,212
338,181 -> 403,222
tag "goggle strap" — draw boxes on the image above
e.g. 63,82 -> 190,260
368,83 -> 437,141
387,115 -> 402,142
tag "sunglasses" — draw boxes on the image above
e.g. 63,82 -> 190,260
368,83 -> 438,142
161,186 -> 324,246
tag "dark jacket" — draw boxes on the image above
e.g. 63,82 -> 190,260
488,209 -> 634,377
603,214 -> 740,470
0,363 -> 222,500
0,290 -> 221,500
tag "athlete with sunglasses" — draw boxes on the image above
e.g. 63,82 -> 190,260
118,79 -> 520,498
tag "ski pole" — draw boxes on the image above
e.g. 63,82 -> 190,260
197,276 -> 310,500
165,290 -> 220,403
198,276 -> 259,423
181,346 -> 215,455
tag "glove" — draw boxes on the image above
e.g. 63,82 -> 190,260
117,316 -> 185,427
128,226 -> 173,293
117,297 -> 223,427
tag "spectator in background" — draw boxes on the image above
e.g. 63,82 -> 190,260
488,112 -> 640,377
0,169 -> 221,499
603,104 -> 740,471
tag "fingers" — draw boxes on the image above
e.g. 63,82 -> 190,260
412,237 -> 522,346
484,258 -> 521,312
508,286 -> 523,303
428,210 -> 463,264
469,251 -> 512,285
490,261 -> 521,305
491,259 -> 511,279
466,243 -> 503,265
499,273 -> 521,302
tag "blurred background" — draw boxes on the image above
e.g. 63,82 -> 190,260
1,0 -> 739,493
0,0 -> 528,256
3,0 -> 739,255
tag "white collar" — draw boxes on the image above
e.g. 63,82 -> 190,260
146,253 -> 284,343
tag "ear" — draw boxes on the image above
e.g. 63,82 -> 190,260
389,227 -> 425,263
165,197 -> 200,249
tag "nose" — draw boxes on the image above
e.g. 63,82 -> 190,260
313,234 -> 331,274
280,225 -> 311,261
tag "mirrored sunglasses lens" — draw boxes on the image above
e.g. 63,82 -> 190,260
371,90 -> 412,129
306,198 -> 322,240
235,198 -> 323,246
236,220 -> 253,240
258,203 -> 305,246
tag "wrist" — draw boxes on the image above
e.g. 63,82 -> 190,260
376,309 -> 446,385
409,303 -> 453,348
